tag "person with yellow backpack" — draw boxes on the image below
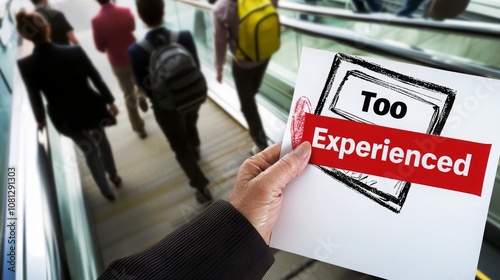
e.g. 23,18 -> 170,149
213,0 -> 280,154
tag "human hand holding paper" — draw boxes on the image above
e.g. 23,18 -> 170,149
229,141 -> 312,244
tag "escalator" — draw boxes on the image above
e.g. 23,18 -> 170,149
3,0 -> 500,278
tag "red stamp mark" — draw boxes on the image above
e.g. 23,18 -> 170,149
291,96 -> 312,149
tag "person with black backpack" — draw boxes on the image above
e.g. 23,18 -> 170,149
129,0 -> 212,204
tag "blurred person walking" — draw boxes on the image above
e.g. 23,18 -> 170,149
92,0 -> 148,139
395,0 -> 468,19
425,0 -> 469,20
213,0 -> 279,154
129,0 -> 212,204
16,11 -> 121,202
31,0 -> 78,45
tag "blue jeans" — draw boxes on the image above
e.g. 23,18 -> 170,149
396,0 -> 425,17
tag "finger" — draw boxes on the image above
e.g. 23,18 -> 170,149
261,141 -> 311,189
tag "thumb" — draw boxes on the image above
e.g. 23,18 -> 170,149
262,142 -> 311,189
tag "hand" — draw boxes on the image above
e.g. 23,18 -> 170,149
216,73 -> 223,83
108,103 -> 119,117
38,122 -> 46,132
229,141 -> 312,244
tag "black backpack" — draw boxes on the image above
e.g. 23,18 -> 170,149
139,31 -> 207,114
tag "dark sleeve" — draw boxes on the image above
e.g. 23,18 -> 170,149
179,30 -> 201,68
56,11 -> 73,33
17,59 -> 46,123
78,47 -> 114,103
98,200 -> 275,280
129,44 -> 152,97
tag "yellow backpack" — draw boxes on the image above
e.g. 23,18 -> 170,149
236,0 -> 280,61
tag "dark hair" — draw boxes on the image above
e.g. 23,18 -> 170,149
97,0 -> 111,5
31,0 -> 43,5
136,0 -> 164,26
16,11 -> 49,44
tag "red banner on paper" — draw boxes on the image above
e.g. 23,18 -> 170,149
301,113 -> 491,196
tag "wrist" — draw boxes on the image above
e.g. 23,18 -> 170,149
229,200 -> 268,243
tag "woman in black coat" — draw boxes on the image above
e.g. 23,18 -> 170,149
16,11 -> 121,201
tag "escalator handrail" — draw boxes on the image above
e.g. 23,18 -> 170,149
277,1 -> 500,38
175,0 -> 500,38
177,0 -> 211,10
279,16 -> 500,79
174,0 -> 500,79
36,128 -> 72,280
0,67 -> 12,94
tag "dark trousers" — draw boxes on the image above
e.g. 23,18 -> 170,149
396,0 -> 425,16
153,106 -> 209,189
352,0 -> 382,12
71,128 -> 116,196
232,60 -> 269,150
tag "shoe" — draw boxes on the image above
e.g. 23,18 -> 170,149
110,175 -> 122,188
138,98 -> 149,112
195,187 -> 213,204
138,130 -> 147,139
103,193 -> 116,202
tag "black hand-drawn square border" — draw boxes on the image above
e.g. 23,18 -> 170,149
314,53 -> 456,213
331,70 -> 441,134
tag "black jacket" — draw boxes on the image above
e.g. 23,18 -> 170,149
36,7 -> 73,45
18,43 -> 115,136
98,201 -> 275,279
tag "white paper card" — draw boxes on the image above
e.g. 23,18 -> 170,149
271,48 -> 500,280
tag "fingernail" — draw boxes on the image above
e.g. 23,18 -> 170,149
294,141 -> 311,159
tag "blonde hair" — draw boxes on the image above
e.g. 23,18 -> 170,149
15,10 -> 49,44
